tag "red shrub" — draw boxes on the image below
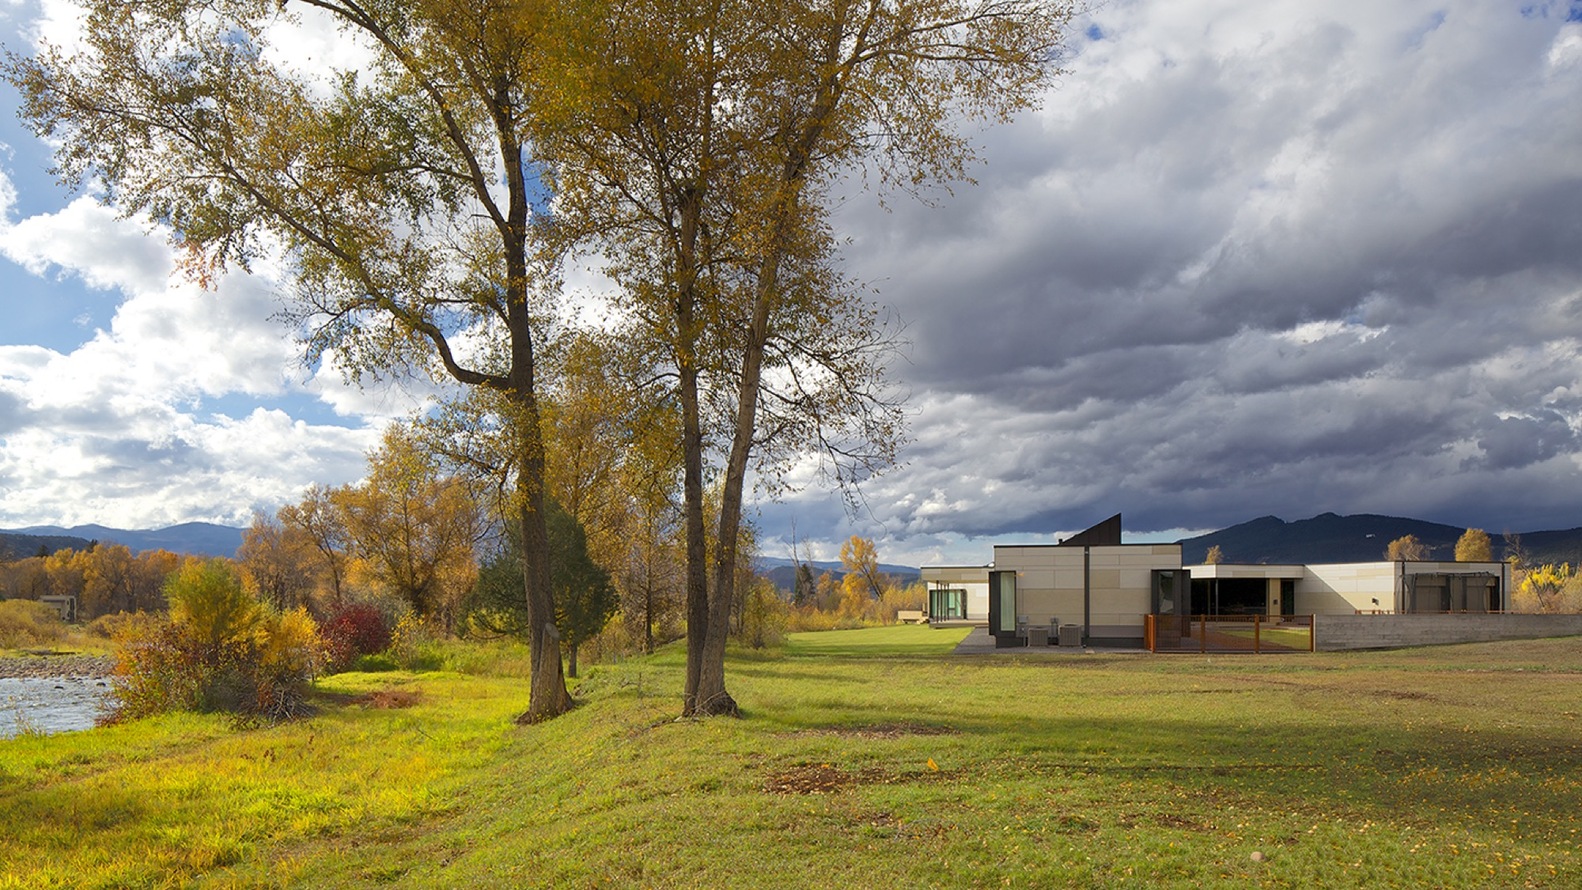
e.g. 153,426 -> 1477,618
322,604 -> 392,672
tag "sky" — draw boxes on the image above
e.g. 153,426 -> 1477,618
2,0 -> 1582,568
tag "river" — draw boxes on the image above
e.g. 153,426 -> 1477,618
0,677 -> 115,739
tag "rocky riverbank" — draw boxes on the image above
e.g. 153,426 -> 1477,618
0,653 -> 115,679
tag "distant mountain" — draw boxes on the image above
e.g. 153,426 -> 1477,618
755,555 -> 921,593
0,522 -> 246,558
1178,512 -> 1582,565
0,531 -> 96,560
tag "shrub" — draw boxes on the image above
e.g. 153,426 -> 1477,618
0,599 -> 68,649
88,611 -> 147,640
110,616 -> 209,719
164,560 -> 260,648
736,582 -> 788,649
321,603 -> 392,673
783,605 -> 873,633
252,608 -> 323,721
109,563 -> 323,724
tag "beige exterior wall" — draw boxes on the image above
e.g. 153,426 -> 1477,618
1295,562 -> 1399,614
1294,561 -> 1508,614
994,543 -> 1181,639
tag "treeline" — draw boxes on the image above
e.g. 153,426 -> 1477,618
0,545 -> 184,620
0,444 -> 929,683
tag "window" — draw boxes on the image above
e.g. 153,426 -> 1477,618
930,587 -> 967,620
995,573 -> 1017,633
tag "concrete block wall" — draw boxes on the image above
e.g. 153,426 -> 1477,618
1315,614 -> 1582,650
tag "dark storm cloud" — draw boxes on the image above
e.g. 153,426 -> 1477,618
778,1 -> 1582,557
1470,411 -> 1579,471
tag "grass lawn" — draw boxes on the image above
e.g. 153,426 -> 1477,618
3,630 -> 1582,887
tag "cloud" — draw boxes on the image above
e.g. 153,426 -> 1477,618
750,0 -> 1582,562
0,166 -> 387,529
0,404 -> 375,527
0,193 -> 173,294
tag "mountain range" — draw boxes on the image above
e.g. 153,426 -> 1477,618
0,522 -> 246,560
6,513 -> 1582,575
1179,513 -> 1582,566
753,556 -> 921,593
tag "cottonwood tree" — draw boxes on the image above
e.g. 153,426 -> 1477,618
1454,528 -> 1492,562
419,328 -> 688,660
278,484 -> 354,610
1385,535 -> 1429,561
339,426 -> 487,629
7,0 -> 574,719
840,535 -> 886,602
80,544 -> 135,616
542,0 -> 1072,716
539,332 -> 689,654
238,513 -> 318,612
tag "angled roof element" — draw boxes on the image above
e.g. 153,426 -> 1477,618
1058,513 -> 1123,547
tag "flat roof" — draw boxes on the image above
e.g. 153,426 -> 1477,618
1187,564 -> 1306,579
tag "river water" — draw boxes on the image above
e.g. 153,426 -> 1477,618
0,677 -> 114,739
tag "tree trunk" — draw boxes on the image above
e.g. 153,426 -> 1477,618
679,358 -> 710,714
694,247 -> 782,717
675,184 -> 713,717
517,487 -> 574,723
644,571 -> 655,655
567,642 -> 580,679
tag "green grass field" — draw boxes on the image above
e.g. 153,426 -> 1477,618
4,626 -> 1581,887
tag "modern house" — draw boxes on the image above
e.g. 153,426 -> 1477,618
959,514 -> 1517,649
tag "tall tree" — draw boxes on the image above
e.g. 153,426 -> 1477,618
8,0 -> 573,720
82,544 -> 138,616
238,512 -> 317,612
793,562 -> 816,607
839,535 -> 886,602
340,426 -> 486,628
419,328 -> 687,658
543,0 -> 1072,716
278,484 -> 353,610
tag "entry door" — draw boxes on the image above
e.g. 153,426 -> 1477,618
1152,570 -> 1186,638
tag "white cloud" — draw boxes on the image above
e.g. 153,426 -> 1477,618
0,168 -> 388,529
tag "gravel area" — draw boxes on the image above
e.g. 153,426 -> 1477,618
0,654 -> 116,679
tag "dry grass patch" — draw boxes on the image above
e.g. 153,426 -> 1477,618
354,689 -> 423,709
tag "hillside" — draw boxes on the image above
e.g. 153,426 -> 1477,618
0,531 -> 96,561
756,556 -> 921,593
1179,512 -> 1582,565
0,522 -> 245,558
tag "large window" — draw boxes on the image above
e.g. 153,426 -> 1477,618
930,587 -> 967,621
995,573 -> 1017,633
